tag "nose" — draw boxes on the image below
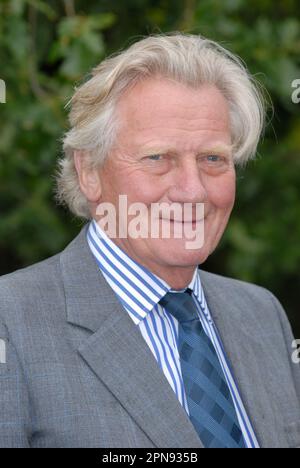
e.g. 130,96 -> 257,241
167,158 -> 208,204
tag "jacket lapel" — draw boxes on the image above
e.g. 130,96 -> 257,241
60,226 -> 203,448
200,270 -> 284,448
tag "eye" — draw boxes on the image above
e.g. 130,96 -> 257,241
206,155 -> 223,162
147,154 -> 163,161
198,154 -> 230,174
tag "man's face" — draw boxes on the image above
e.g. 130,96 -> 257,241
94,78 -> 236,286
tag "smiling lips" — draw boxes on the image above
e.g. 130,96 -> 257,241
160,218 -> 205,224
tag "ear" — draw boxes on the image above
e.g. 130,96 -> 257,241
74,150 -> 102,203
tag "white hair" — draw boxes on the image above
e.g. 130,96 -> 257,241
56,32 -> 267,219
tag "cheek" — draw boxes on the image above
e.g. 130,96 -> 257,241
209,175 -> 236,211
123,174 -> 168,204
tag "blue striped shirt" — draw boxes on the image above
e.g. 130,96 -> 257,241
87,219 -> 259,448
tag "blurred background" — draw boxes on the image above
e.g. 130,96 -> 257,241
0,0 -> 299,336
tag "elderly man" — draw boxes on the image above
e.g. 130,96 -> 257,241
0,34 -> 299,449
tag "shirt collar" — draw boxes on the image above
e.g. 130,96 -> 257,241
87,219 -> 203,324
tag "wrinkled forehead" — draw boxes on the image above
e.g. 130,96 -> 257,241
116,77 -> 230,125
113,77 -> 231,152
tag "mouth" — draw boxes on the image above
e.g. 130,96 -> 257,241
158,218 -> 206,234
160,218 -> 205,224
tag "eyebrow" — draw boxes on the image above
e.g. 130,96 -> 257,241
141,143 -> 233,157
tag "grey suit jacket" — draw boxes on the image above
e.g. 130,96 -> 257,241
0,225 -> 299,448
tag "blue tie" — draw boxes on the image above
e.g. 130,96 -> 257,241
160,290 -> 246,448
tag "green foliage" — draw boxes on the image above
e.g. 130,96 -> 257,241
0,0 -> 299,334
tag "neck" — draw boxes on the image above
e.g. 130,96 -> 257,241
146,265 -> 197,290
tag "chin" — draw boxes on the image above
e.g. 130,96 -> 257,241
155,241 -> 210,267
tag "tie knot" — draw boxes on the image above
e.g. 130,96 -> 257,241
159,290 -> 198,323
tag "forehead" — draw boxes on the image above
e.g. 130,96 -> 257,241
115,77 -> 231,147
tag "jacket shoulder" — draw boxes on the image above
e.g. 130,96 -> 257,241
0,252 -> 64,327
199,268 -> 290,336
0,226 -> 88,330
199,268 -> 272,299
0,252 -> 61,292
199,268 -> 289,324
